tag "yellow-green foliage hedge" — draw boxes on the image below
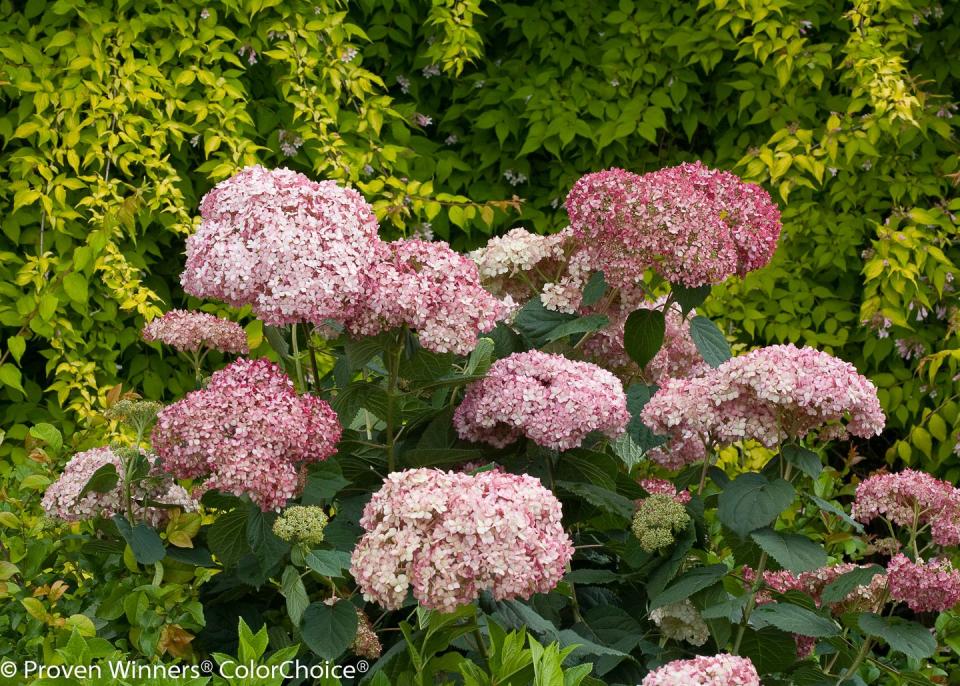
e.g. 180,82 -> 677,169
1,0 -> 958,474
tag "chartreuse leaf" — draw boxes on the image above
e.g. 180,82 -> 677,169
718,473 -> 795,538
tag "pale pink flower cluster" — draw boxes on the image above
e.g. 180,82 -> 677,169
565,162 -> 781,289
639,478 -> 691,504
641,344 -> 885,469
469,227 -> 571,303
346,239 -> 504,355
852,469 -> 960,546
42,447 -> 196,526
142,309 -> 249,354
151,358 -> 341,510
886,553 -> 960,613
641,654 -> 760,686
454,351 -> 630,450
350,468 -> 573,612
181,166 -> 381,327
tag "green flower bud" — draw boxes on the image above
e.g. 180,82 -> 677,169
631,494 -> 690,553
273,505 -> 329,546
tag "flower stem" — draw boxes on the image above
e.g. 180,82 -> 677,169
837,637 -> 872,683
732,550 -> 768,655
291,324 -> 306,392
384,334 -> 403,473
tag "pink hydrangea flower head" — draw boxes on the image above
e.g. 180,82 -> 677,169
641,344 -> 885,466
346,238 -> 505,355
142,309 -> 249,354
181,165 -> 383,327
887,553 -> 960,613
641,654 -> 760,686
470,227 -> 572,304
852,469 -> 960,546
41,447 -> 196,526
639,477 -> 691,504
454,351 -> 630,450
350,468 -> 574,612
566,162 -> 781,288
151,358 -> 341,510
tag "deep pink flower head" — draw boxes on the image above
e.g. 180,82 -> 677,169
181,165 -> 382,327
852,469 -> 960,547
454,351 -> 630,450
350,468 -> 573,612
142,309 -> 249,354
639,478 -> 691,504
641,654 -> 760,686
41,447 -> 196,526
151,358 -> 341,510
565,162 -> 781,288
887,553 -> 960,613
641,344 -> 884,468
346,238 -> 505,355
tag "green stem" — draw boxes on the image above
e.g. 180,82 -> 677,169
837,637 -> 872,683
385,334 -> 403,473
697,441 -> 713,495
732,550 -> 768,655
291,324 -> 306,392
471,626 -> 489,668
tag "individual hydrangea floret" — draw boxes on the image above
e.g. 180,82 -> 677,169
641,344 -> 885,469
151,358 -> 341,511
649,599 -> 709,646
142,309 -> 249,354
641,654 -> 760,686
566,162 -> 781,289
350,468 -> 574,612
181,165 -> 382,327
273,505 -> 329,546
454,351 -> 630,450
852,469 -> 960,547
41,447 -> 196,526
886,553 -> 960,613
347,239 -> 505,355
631,494 -> 690,553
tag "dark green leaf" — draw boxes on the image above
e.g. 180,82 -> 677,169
264,325 -> 290,358
301,601 -> 358,660
858,613 -> 936,659
689,315 -> 731,367
206,508 -> 250,567
648,564 -> 727,610
513,296 -> 576,346
623,309 -> 665,368
737,627 -> 797,674
556,481 -> 634,520
670,283 -> 711,314
565,569 -> 619,584
820,565 -> 884,606
113,515 -> 165,565
301,461 -> 350,505
808,495 -> 863,532
581,271 -> 608,307
542,314 -> 610,343
305,550 -> 351,577
718,473 -> 795,538
781,445 -> 823,480
752,602 -> 839,637
750,528 -> 828,573
78,463 -> 120,499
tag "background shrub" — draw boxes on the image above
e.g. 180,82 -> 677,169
0,0 -> 958,477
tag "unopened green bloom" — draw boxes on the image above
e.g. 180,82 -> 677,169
105,399 -> 164,436
273,505 -> 329,546
631,494 -> 690,553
